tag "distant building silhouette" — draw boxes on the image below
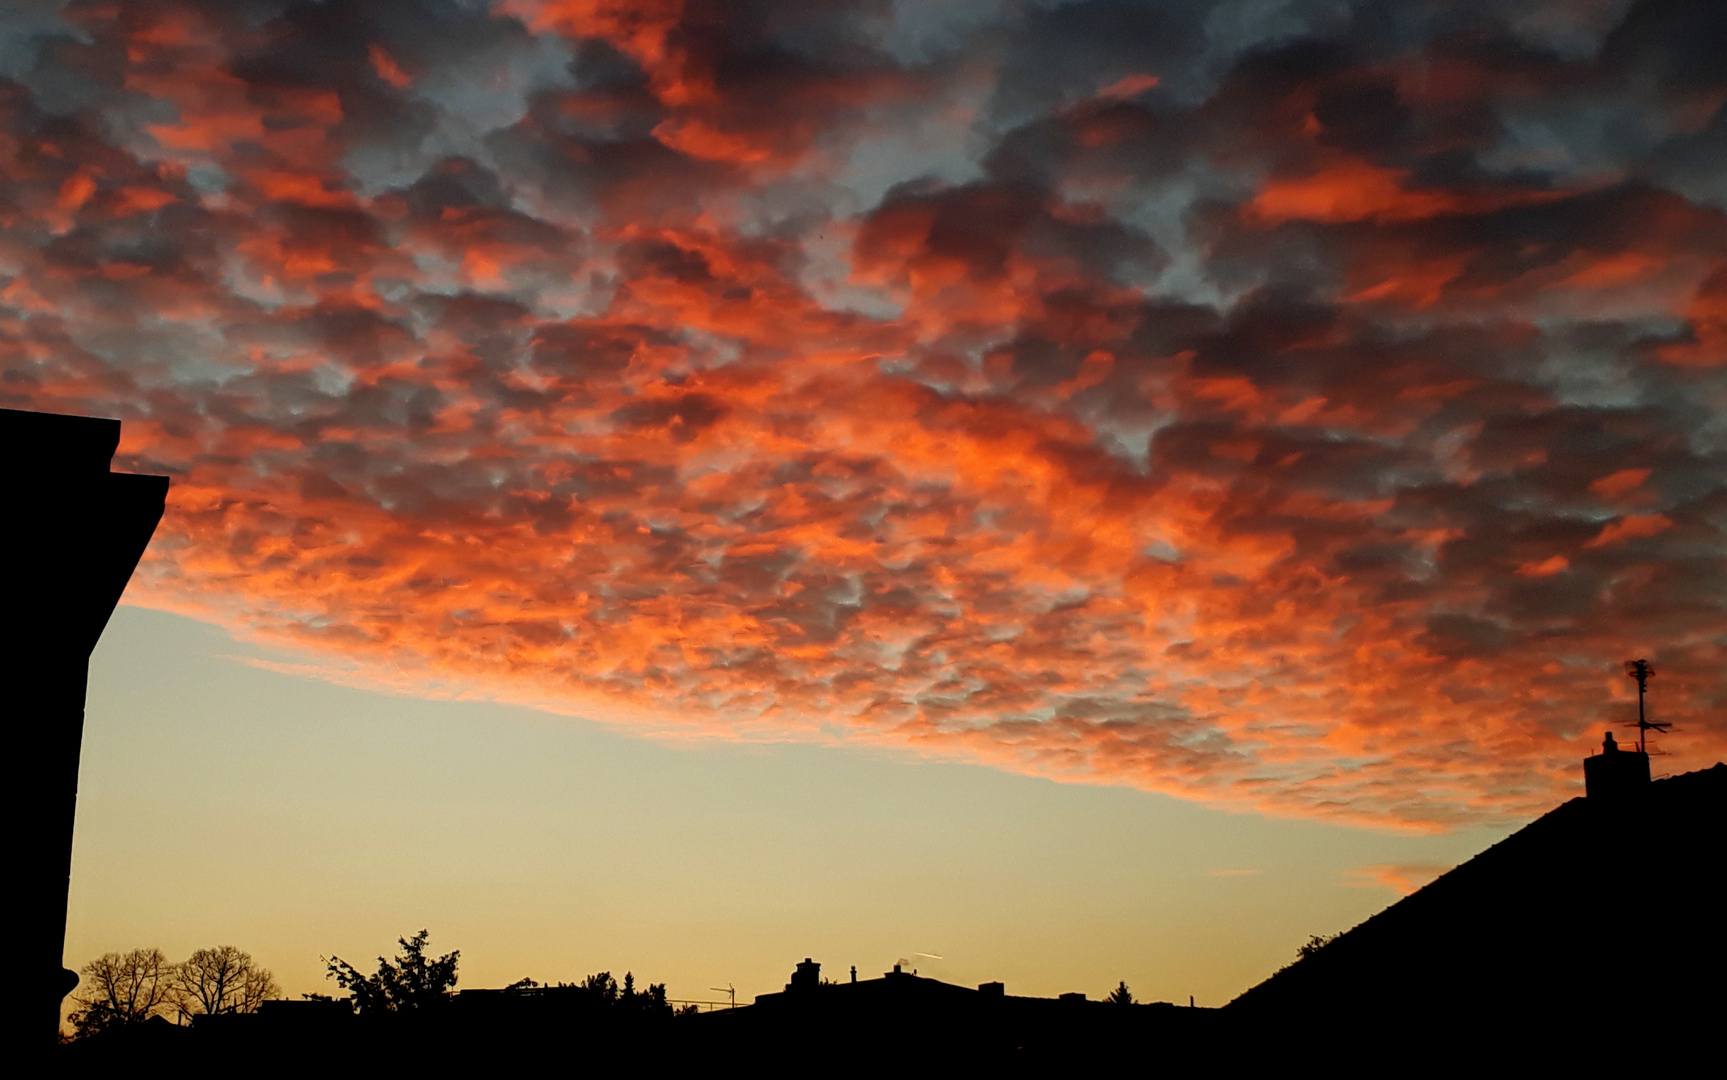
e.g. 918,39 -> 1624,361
690,958 -> 1216,1067
126,958 -> 1217,1068
4,409 -> 167,1049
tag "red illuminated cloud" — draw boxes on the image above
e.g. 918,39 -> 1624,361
3,0 -> 1725,828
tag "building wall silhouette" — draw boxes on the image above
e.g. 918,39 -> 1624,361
4,409 -> 167,1049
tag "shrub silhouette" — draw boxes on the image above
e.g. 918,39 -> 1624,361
1295,933 -> 1339,961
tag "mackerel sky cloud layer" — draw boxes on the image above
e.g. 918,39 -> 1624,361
4,0 -> 1724,826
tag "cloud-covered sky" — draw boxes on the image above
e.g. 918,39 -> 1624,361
6,0 -> 1723,827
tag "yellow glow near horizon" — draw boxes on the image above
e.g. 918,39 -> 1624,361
66,608 -> 1513,1014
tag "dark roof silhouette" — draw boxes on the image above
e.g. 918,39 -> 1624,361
1227,763 -> 1726,1056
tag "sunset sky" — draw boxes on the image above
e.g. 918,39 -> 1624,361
9,0 -> 1724,1006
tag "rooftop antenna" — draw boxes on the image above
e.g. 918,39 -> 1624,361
709,984 -> 735,1009
1623,659 -> 1669,754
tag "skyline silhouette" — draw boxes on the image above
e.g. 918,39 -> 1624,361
57,759 -> 1727,1064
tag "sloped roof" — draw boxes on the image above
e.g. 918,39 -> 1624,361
1227,763 -> 1725,1034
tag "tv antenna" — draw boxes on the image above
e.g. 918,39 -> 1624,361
1623,659 -> 1670,754
709,984 -> 735,1009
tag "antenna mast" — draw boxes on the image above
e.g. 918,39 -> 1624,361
1623,658 -> 1668,754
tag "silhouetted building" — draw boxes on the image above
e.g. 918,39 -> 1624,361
190,997 -> 354,1041
693,960 -> 1218,1067
1583,730 -> 1651,799
1227,763 -> 1726,1060
3,409 -> 167,1048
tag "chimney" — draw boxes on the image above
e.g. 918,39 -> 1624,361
1583,730 -> 1650,799
788,958 -> 821,992
978,982 -> 1004,997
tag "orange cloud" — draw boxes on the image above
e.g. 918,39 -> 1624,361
368,44 -> 413,90
1098,74 -> 1160,101
1248,160 -> 1460,225
4,0 -> 1724,832
1346,864 -> 1450,896
1246,159 -> 1569,228
1584,515 -> 1674,548
1515,555 -> 1569,578
1589,469 -> 1650,499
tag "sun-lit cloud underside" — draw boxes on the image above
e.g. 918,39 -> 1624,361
4,0 -> 1724,827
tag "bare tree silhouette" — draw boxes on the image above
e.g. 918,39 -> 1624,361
67,949 -> 175,1037
173,946 -> 279,1020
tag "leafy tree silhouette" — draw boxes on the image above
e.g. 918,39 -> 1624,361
1107,981 -> 1134,1006
325,930 -> 459,1015
569,970 -> 672,1015
626,974 -> 671,1015
581,971 -> 620,1004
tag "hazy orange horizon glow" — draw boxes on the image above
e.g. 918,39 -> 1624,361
6,0 -> 1725,840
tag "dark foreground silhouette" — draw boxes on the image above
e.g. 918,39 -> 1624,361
685,960 -> 1223,1068
61,761 -> 1725,1070
65,960 -> 1224,1070
1229,758 -> 1725,1062
4,408 -> 167,1050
